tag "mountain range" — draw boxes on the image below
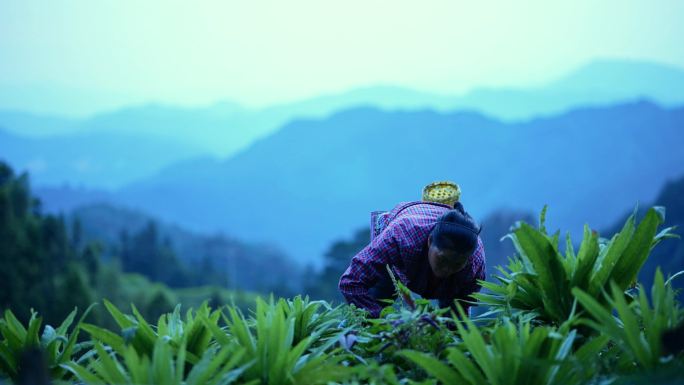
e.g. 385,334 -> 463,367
2,58 -> 683,266
2,59 -> 684,190
0,128 -> 205,189
67,202 -> 300,293
30,100 -> 682,266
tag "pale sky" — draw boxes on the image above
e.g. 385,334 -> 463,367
1,0 -> 683,116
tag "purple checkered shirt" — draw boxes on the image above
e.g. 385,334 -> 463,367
338,201 -> 486,317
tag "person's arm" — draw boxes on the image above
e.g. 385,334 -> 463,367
338,222 -> 403,318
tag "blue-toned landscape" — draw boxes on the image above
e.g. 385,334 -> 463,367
1,1 -> 684,384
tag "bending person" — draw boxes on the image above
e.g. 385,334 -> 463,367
338,200 -> 486,317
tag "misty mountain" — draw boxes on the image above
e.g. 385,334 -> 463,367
68,203 -> 302,294
0,128 -> 204,189
2,59 -> 683,189
99,100 -> 684,265
0,110 -> 77,137
34,184 -> 116,213
457,59 -> 684,119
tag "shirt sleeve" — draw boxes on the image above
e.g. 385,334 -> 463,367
439,237 -> 486,317
338,221 -> 403,318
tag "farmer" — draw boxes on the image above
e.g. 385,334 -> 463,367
338,182 -> 486,318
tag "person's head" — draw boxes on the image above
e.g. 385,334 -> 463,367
427,202 -> 481,278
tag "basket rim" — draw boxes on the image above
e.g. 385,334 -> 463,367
422,180 -> 460,192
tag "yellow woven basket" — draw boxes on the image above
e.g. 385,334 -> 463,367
422,181 -> 461,206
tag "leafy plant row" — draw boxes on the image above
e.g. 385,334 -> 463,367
1,206 -> 683,385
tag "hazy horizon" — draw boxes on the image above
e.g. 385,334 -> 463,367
2,0 -> 684,117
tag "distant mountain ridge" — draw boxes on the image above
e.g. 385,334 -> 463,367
68,203 -> 301,293
0,127 -> 205,189
82,100 -> 683,265
2,59 -> 684,190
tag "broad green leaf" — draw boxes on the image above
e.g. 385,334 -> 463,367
25,311 -> 42,348
399,350 -> 465,384
570,225 -> 599,290
201,316 -> 232,346
610,208 -> 664,289
151,339 -> 174,385
55,308 -> 78,336
130,303 -> 158,352
122,347 -> 149,384
515,223 -> 570,322
572,288 -> 623,337
61,361 -> 103,384
0,342 -> 17,378
446,347 -> 487,384
93,342 -> 129,384
589,210 -> 636,296
81,324 -> 126,355
104,299 -> 135,329
562,233 -> 577,277
59,303 -> 96,366
547,330 -> 577,384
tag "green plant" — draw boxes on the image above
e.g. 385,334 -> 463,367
281,295 -> 341,347
572,268 -> 684,371
212,296 -> 351,385
400,305 -> 608,385
63,339 -> 251,385
81,299 -> 220,365
358,298 -> 453,353
473,206 -> 676,325
0,306 -> 93,382
2,204 -> 683,385
338,362 -> 404,385
335,267 -> 465,381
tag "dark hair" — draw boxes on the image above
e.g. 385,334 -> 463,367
430,202 -> 481,259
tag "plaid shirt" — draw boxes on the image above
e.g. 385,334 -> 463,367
338,201 -> 486,317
